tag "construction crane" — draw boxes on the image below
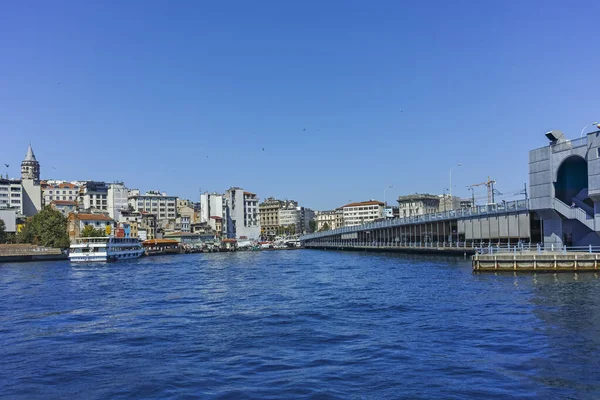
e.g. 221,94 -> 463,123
467,177 -> 497,205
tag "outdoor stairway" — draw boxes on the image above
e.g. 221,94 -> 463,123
552,198 -> 595,230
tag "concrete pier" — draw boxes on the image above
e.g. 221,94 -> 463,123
473,252 -> 600,272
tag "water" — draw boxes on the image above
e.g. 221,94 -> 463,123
1,250 -> 600,399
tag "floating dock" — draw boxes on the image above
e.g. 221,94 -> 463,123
472,252 -> 600,272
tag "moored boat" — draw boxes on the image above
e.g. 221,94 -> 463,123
69,237 -> 144,262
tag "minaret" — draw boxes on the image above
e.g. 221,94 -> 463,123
21,144 -> 40,181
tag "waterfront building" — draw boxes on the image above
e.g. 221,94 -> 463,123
0,178 -> 23,214
119,210 -> 157,240
67,213 -> 115,240
278,205 -> 298,234
42,181 -> 80,206
128,191 -> 177,222
49,200 -> 78,217
224,187 -> 260,240
20,145 -> 42,217
397,194 -> 440,217
107,182 -> 129,221
529,128 -> 600,247
177,199 -> 197,224
259,197 -> 284,237
341,200 -> 384,227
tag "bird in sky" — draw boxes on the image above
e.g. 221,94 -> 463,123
262,147 -> 264,151
4,164 -> 8,168
303,128 -> 306,131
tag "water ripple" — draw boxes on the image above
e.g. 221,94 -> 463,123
1,250 -> 600,399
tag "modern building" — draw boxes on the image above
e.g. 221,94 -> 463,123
50,200 -> 78,216
224,187 -> 260,240
397,194 -> 440,217
297,206 -> 316,234
20,145 -> 42,217
128,191 -> 177,222
67,213 -> 115,240
200,192 -> 225,234
0,178 -> 23,213
80,181 -> 109,212
341,200 -> 384,227
107,182 -> 129,221
383,206 -> 400,219
529,128 -> 600,247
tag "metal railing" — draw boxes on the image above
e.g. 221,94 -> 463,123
552,198 -> 595,230
302,200 -> 529,241
551,137 -> 588,153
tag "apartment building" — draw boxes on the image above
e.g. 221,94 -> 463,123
128,191 -> 177,221
341,200 -> 385,227
397,194 -> 440,217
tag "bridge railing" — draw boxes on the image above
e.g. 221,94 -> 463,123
303,200 -> 529,241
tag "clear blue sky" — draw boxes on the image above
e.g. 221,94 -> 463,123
1,1 -> 599,210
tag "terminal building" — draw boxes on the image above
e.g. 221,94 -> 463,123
529,127 -> 600,247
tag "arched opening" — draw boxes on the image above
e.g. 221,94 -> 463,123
554,156 -> 588,204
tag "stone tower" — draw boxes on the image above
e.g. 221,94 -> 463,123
21,144 -> 40,181
20,144 -> 42,216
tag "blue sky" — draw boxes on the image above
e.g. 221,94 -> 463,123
1,1 -> 599,210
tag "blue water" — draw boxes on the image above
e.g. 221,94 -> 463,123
1,250 -> 600,399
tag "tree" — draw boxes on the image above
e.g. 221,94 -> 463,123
81,225 -> 106,238
0,218 -> 6,243
16,206 -> 70,248
308,220 -> 316,233
320,222 -> 330,232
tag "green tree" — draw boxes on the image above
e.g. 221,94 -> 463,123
0,218 -> 6,243
16,206 -> 71,248
308,220 -> 316,233
320,222 -> 330,232
81,224 -> 106,238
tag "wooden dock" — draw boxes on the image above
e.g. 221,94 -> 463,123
472,252 -> 600,272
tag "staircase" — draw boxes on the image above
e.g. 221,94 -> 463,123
552,198 -> 595,230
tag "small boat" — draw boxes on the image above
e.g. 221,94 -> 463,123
69,236 -> 144,262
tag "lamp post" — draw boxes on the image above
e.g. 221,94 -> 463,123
449,163 -> 462,207
580,122 -> 600,138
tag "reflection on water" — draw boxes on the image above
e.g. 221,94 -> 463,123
1,250 -> 600,399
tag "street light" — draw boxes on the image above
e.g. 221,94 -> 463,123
383,185 -> 393,206
449,163 -> 462,204
580,122 -> 600,138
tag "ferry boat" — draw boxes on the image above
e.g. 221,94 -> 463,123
69,237 -> 144,262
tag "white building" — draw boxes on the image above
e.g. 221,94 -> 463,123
107,182 -> 129,221
42,181 -> 80,205
0,209 -> 17,232
0,178 -> 23,213
20,145 -> 42,217
341,200 -> 384,227
80,181 -> 109,212
224,187 -> 260,240
128,191 -> 177,221
200,192 -> 225,233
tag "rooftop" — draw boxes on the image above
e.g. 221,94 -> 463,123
341,200 -> 385,208
70,213 -> 113,221
50,200 -> 78,206
397,194 -> 440,202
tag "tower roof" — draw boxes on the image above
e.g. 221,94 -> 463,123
24,144 -> 37,162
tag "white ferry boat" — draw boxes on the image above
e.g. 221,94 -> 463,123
69,237 -> 144,262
